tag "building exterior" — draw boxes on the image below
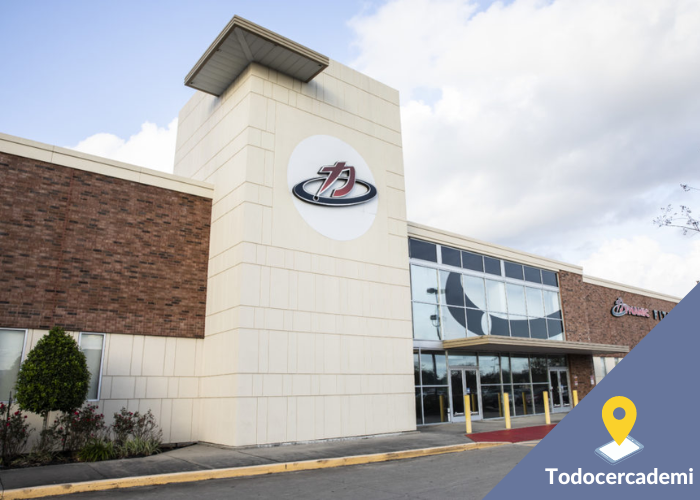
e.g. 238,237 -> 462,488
0,16 -> 678,447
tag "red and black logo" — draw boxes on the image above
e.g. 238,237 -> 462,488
292,162 -> 377,207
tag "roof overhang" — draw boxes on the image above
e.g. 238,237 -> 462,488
185,15 -> 330,97
443,336 -> 630,356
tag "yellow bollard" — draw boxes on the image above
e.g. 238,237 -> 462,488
544,391 -> 551,425
573,390 -> 579,407
439,394 -> 445,422
464,395 -> 472,434
504,393 -> 511,429
522,391 -> 527,415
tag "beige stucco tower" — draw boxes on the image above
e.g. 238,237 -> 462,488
173,16 -> 414,446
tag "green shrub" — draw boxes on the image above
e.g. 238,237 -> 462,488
15,326 -> 90,439
116,437 -> 162,458
77,439 -> 115,462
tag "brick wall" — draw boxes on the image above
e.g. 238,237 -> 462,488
560,271 -> 677,400
567,354 -> 596,399
0,152 -> 211,338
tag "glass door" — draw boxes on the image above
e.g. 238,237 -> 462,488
549,369 -> 571,413
449,368 -> 482,421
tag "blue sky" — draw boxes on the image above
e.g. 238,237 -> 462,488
0,1 -> 371,146
2,0 -> 699,297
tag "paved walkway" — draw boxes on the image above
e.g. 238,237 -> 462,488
0,412 -> 566,493
418,411 -> 566,436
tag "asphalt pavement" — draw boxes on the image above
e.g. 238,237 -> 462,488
42,443 -> 533,500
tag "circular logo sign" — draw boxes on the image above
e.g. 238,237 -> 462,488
287,135 -> 378,241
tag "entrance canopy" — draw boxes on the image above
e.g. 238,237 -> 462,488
442,336 -> 629,356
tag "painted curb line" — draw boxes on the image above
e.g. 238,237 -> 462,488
1,442 -> 506,499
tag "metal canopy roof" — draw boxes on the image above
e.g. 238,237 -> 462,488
185,15 -> 330,97
442,336 -> 630,356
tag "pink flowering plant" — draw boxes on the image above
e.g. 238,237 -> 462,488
0,396 -> 33,466
112,408 -> 161,444
3,405 -> 163,466
112,408 -> 136,444
49,404 -> 106,452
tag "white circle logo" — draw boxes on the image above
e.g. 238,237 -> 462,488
287,135 -> 378,241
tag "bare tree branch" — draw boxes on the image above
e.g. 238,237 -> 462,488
654,184 -> 700,235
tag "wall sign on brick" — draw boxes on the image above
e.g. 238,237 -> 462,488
611,297 -> 669,321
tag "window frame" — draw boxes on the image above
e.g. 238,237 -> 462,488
409,253 -> 564,342
0,328 -> 28,403
79,332 -> 106,402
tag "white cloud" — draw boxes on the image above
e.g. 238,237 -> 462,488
68,119 -> 178,173
349,0 -> 700,298
581,236 -> 700,297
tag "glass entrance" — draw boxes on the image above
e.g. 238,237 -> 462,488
549,369 -> 570,413
449,368 -> 481,421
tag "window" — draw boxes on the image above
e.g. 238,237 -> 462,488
593,356 -> 621,384
462,251 -> 483,272
441,246 -> 461,267
411,265 -> 439,303
525,287 -> 545,317
542,270 -> 558,287
504,261 -> 524,280
523,266 -> 542,284
505,284 -> 527,316
414,351 -> 450,424
409,241 -> 563,342
409,239 -> 438,262
415,351 -> 567,424
79,333 -> 105,401
484,257 -> 502,276
485,280 -> 507,313
0,329 -> 26,401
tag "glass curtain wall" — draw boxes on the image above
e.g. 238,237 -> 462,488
414,349 -> 568,424
409,239 -> 563,342
414,351 -> 450,424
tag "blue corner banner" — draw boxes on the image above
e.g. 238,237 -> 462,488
485,284 -> 700,499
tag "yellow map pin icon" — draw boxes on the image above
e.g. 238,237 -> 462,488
602,396 -> 637,445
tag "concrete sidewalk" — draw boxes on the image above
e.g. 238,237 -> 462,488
0,412 -> 565,493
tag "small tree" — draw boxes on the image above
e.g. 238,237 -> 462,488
14,326 -> 90,440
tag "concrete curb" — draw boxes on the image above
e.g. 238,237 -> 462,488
1,442 -> 506,499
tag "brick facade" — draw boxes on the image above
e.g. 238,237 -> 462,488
0,152 -> 211,338
560,271 -> 677,399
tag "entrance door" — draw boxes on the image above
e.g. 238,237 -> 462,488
549,369 -> 571,413
449,368 -> 482,421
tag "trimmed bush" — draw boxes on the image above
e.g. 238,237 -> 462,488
15,326 -> 90,435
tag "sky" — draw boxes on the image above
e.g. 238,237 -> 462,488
2,0 -> 699,298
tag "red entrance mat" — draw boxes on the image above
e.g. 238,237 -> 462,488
468,424 -> 557,443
